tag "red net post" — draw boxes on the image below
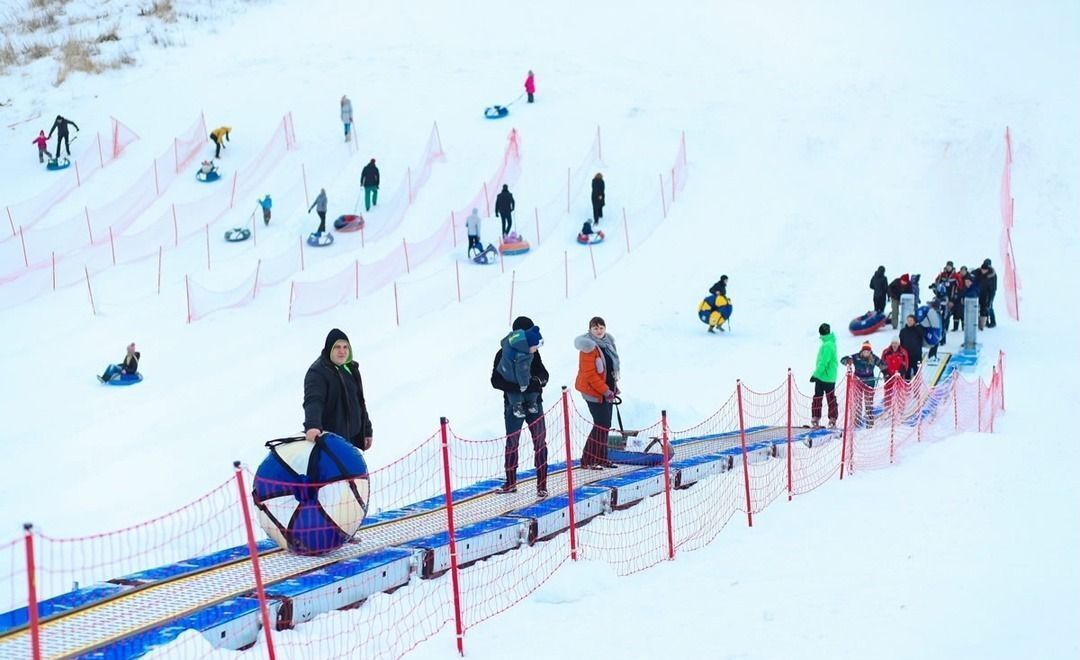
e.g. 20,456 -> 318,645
153,159 -> 160,196
483,181 -> 490,217
51,252 -> 55,290
560,387 -> 580,560
671,167 -> 676,203
232,462 -> 277,660
18,226 -> 28,267
786,369 -> 793,501
157,246 -> 163,295
402,238 -> 411,273
622,208 -> 630,253
588,243 -> 597,279
840,369 -> 853,480
659,174 -> 667,218
508,270 -> 516,325
454,260 -> 462,302
301,163 -> 310,208
84,207 -> 93,244
596,125 -> 602,161
23,524 -> 41,660
205,224 -> 211,271
185,274 -> 191,323
108,226 -> 116,266
660,410 -> 675,560
74,160 -> 80,186
253,260 -> 262,300
534,208 -> 540,245
736,380 -> 753,527
84,266 -> 96,315
393,281 -> 400,326
439,417 -> 466,657
6,206 -> 15,237
171,204 -> 178,247
990,368 -> 998,433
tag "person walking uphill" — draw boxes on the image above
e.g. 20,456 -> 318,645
47,115 -> 79,158
465,208 -> 483,255
495,184 -> 515,237
524,70 -> 536,103
810,323 -> 839,429
258,194 -> 272,226
303,328 -> 373,451
341,95 -> 354,143
576,317 -> 621,470
309,188 -> 329,234
491,316 -> 550,498
210,126 -> 231,159
841,341 -> 886,427
870,266 -> 888,315
591,173 -> 605,224
361,159 -> 380,211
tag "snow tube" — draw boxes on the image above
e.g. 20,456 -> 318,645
915,305 -> 942,346
333,214 -> 365,232
224,228 -> 251,242
499,233 -> 530,255
484,105 -> 509,119
577,231 -> 605,245
849,311 -> 888,336
106,373 -> 144,387
697,294 -> 732,328
196,170 -> 221,183
46,158 -> 71,171
307,232 -> 334,247
471,244 -> 498,265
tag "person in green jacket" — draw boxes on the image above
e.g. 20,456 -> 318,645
810,323 -> 839,428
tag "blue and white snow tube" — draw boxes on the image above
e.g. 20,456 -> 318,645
849,311 -> 888,336
484,106 -> 509,119
307,232 -> 334,247
46,158 -> 71,171
196,170 -> 221,183
107,373 -> 144,386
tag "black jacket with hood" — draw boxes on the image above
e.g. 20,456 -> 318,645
303,329 -> 373,449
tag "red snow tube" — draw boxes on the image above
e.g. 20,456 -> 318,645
849,311 -> 889,336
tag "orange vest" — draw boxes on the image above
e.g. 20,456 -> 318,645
575,345 -> 609,400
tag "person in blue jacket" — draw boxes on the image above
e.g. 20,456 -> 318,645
258,194 -> 272,226
841,341 -> 886,427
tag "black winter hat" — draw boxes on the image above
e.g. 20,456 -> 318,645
511,316 -> 534,331
819,323 -> 831,336
322,328 -> 350,361
982,258 -> 992,268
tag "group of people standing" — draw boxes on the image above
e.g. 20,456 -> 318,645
301,315 -> 621,500
870,258 -> 999,334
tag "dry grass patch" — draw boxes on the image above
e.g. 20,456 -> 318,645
54,36 -> 100,84
138,1 -> 176,22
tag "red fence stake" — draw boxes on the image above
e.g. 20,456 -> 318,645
998,351 -> 1006,411
681,130 -> 687,165
596,125 -> 602,161
233,463 -> 278,660
108,226 -> 116,266
85,207 -> 94,244
18,226 -> 28,267
566,167 -> 571,213
508,270 -> 516,326
454,261 -> 462,303
735,380 -> 753,527
85,266 -> 96,315
483,181 -> 491,217
253,259 -> 262,300
354,260 -> 359,300
97,133 -> 104,168
205,224 -> 211,271
51,252 -> 56,290
6,206 -> 14,238
157,246 -> 163,295
561,387 -> 579,560
74,160 -> 81,186
622,208 -> 630,254
588,243 -> 597,280
185,275 -> 192,323
251,211 -> 257,248
408,167 -> 413,204
402,238 -> 411,273
23,524 -> 41,660
534,208 -> 541,245
393,281 -> 400,327
889,380 -> 897,464
301,163 -> 310,208
564,250 -> 569,299
952,372 -> 959,430
438,418 -> 466,657
660,410 -> 675,560
287,281 -> 294,322
671,167 -> 676,203
659,174 -> 667,218
171,204 -> 179,247
786,369 -> 793,501
299,237 -> 305,271
840,370 -> 853,479
434,121 -> 444,155
153,159 -> 160,196
229,172 -> 238,209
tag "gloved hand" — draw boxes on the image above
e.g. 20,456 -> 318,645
840,357 -> 850,365
519,385 -> 527,392
602,390 -> 616,403
613,385 -> 621,396
361,436 -> 373,451
810,376 -> 818,384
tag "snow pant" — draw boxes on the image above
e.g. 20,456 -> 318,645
467,235 -> 482,254
213,137 -> 223,158
951,298 -> 964,330
262,208 -> 271,225
811,380 -> 838,425
316,210 -> 327,234
364,186 -> 378,211
56,134 -> 71,157
527,93 -> 534,103
984,292 -> 996,327
906,355 -> 922,380
889,298 -> 900,328
507,390 -> 540,414
592,199 -> 604,223
873,293 -> 886,314
499,213 -> 512,237
503,399 -> 548,491
344,122 -> 351,140
38,147 -> 51,163
581,400 -> 613,467
100,364 -> 122,381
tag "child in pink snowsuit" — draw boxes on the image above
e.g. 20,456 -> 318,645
524,70 -> 536,103
33,130 -> 51,163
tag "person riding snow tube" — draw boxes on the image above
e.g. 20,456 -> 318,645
484,105 -> 509,119
577,221 -> 605,245
499,232 -> 530,255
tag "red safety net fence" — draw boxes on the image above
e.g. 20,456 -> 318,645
1,117 -> 139,242
178,123 -> 460,322
999,127 -> 1020,321
284,129 -> 523,322
1,352 -> 1004,659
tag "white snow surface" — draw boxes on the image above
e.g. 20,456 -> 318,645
1,0 -> 1078,658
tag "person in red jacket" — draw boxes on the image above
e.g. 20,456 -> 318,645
32,130 -> 51,163
575,316 -> 620,469
881,338 -> 910,412
524,70 -> 536,103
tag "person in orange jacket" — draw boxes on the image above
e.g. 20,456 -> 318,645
574,316 -> 620,469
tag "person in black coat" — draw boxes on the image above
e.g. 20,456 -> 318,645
979,258 -> 998,328
303,328 -> 373,450
591,173 -> 605,224
495,184 -> 515,237
360,158 -> 380,211
898,314 -> 925,380
869,266 -> 888,314
491,316 -> 549,497
709,275 -> 728,297
47,115 -> 79,158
